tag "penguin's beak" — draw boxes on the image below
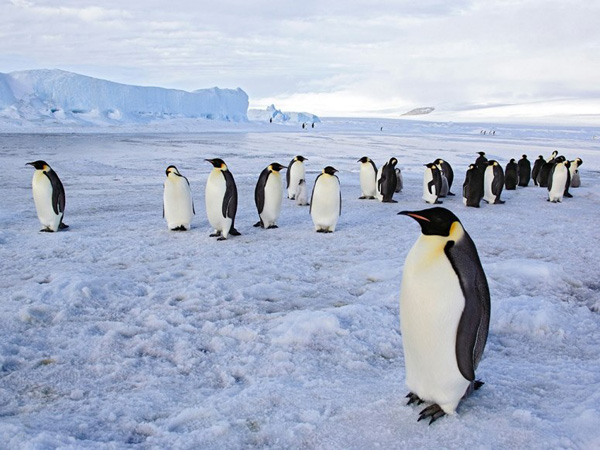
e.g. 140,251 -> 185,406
26,162 -> 34,166
398,211 -> 431,222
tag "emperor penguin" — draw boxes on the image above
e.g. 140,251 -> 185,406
295,179 -> 309,206
205,158 -> 241,240
423,163 -> 443,204
531,155 -> 545,186
462,164 -> 483,208
310,166 -> 341,233
569,158 -> 583,188
357,156 -> 378,199
398,207 -> 490,424
475,152 -> 488,173
435,159 -> 455,196
395,168 -> 403,193
548,157 -> 570,203
286,155 -> 307,199
163,165 -> 194,231
254,162 -> 286,229
483,161 -> 505,204
538,151 -> 558,188
26,160 -> 68,232
378,157 -> 399,202
517,155 -> 531,187
504,159 -> 518,190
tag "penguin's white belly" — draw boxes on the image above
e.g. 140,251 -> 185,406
375,168 -> 383,201
261,174 -> 283,227
548,166 -> 568,202
483,168 -> 495,203
422,171 -> 437,203
360,165 -> 377,197
32,172 -> 61,231
205,172 -> 231,234
311,177 -> 340,231
164,178 -> 194,229
288,163 -> 305,198
400,236 -> 469,414
440,173 -> 449,196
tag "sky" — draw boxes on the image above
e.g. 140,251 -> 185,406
1,0 -> 600,117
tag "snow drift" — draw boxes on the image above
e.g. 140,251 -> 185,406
0,69 -> 249,127
248,104 -> 320,124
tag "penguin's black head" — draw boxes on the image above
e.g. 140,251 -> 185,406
269,162 -> 286,172
166,165 -> 179,176
323,166 -> 338,175
510,158 -> 516,163
477,151 -> 486,156
295,155 -> 307,162
424,162 -> 438,170
575,158 -> 583,166
487,160 -> 498,166
357,156 -> 369,163
538,155 -> 544,160
27,160 -> 49,170
389,157 -> 398,166
435,158 -> 444,165
206,158 -> 227,169
398,207 -> 460,237
522,154 -> 527,159
555,155 -> 566,163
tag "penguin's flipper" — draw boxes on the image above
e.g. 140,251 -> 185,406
444,232 -> 491,382
418,404 -> 446,424
45,170 -> 65,216
286,159 -> 292,189
222,170 -> 238,220
254,168 -> 269,215
427,178 -> 436,195
369,159 -> 378,174
491,168 -> 504,197
547,165 -> 554,192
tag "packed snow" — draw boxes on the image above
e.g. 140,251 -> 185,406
0,70 -> 249,128
0,117 -> 599,449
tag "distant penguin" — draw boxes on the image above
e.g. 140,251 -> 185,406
423,163 -> 443,204
254,162 -> 286,229
435,159 -> 455,196
504,159 -> 518,190
569,158 -> 583,188
538,151 -> 558,187
378,157 -> 399,203
395,168 -> 403,193
295,179 -> 309,206
310,166 -> 341,233
475,152 -> 488,173
463,164 -> 484,208
531,155 -> 545,186
27,160 -> 68,232
517,155 -> 531,187
357,156 -> 378,199
483,160 -> 505,204
205,158 -> 241,240
548,157 -> 570,203
398,207 -> 490,424
163,165 -> 194,231
286,156 -> 307,199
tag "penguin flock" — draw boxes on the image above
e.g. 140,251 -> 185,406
24,148 -> 585,425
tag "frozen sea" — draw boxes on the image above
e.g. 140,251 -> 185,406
1,118 -> 599,449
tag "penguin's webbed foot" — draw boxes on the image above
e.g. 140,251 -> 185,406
564,192 -> 573,198
229,228 -> 241,236
418,404 -> 446,425
267,225 -> 279,229
358,195 -> 367,199
474,379 -> 485,390
435,200 -> 443,204
217,236 -> 227,241
316,229 -> 325,233
406,392 -> 424,406
210,231 -> 222,237
40,228 -> 55,233
495,199 -> 506,204
448,191 -> 456,196
59,222 -> 69,229
253,221 -> 263,228
382,198 -> 398,203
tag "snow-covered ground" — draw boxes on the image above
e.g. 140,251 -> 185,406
0,118 -> 599,449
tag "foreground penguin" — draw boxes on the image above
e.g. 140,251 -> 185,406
483,161 -> 505,204
205,158 -> 241,240
310,166 -> 341,232
548,157 -> 570,203
463,164 -> 483,208
435,159 -> 455,196
357,156 -> 378,199
254,163 -> 286,228
531,155 -> 545,186
398,207 -> 490,424
163,165 -> 195,231
423,163 -> 443,204
537,151 -> 558,187
27,160 -> 68,232
504,159 -> 518,190
286,156 -> 307,199
517,155 -> 531,187
378,157 -> 399,202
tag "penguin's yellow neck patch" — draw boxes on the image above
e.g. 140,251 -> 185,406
449,221 -> 464,241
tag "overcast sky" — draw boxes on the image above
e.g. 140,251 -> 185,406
1,0 -> 599,117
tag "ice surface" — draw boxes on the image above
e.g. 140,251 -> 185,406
0,118 -> 599,448
248,104 -> 321,125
